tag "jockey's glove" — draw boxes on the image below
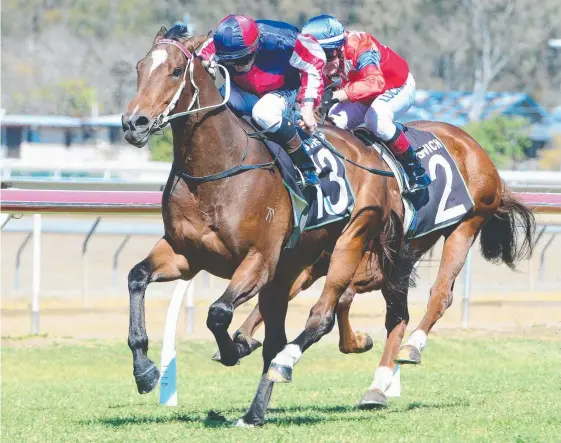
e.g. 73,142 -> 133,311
319,88 -> 340,118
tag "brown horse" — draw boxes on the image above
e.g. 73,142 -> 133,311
122,26 -> 534,426
230,123 -> 535,410
223,169 -> 534,408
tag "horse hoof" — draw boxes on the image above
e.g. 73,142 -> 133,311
395,344 -> 421,365
358,388 -> 388,410
134,362 -> 160,394
241,336 -> 262,354
357,332 -> 374,353
233,332 -> 262,357
265,362 -> 292,383
211,350 -> 241,366
212,335 -> 262,364
339,332 -> 373,354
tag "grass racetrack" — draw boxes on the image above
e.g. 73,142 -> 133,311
2,336 -> 560,442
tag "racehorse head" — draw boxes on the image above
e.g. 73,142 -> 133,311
122,25 -> 210,148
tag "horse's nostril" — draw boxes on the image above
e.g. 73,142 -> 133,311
135,116 -> 150,128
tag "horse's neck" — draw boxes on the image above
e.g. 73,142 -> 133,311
171,64 -> 246,177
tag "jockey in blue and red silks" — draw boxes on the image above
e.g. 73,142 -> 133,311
301,14 -> 431,192
199,14 -> 326,187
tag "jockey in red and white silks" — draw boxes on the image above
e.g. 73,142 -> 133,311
301,14 -> 431,192
199,15 -> 326,187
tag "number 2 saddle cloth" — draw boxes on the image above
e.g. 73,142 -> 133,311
251,117 -> 474,247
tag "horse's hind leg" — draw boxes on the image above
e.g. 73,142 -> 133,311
359,264 -> 413,409
396,216 -> 486,365
128,236 -> 191,394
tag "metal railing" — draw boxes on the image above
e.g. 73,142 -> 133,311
2,188 -> 561,335
3,161 -> 561,192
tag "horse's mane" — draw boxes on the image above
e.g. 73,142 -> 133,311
164,24 -> 190,41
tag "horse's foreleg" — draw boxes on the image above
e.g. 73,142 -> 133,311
236,277 -> 291,427
336,286 -> 373,354
128,237 -> 191,394
207,252 -> 271,367
214,253 -> 330,364
396,216 -> 485,365
266,213 -> 381,383
210,301 -> 264,364
336,251 -> 381,355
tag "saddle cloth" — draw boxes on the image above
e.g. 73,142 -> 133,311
241,117 -> 355,248
352,124 -> 474,239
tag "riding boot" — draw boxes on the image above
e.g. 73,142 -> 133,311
267,118 -> 320,188
388,128 -> 431,193
285,133 -> 320,188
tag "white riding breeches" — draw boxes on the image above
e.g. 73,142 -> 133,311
328,73 -> 416,141
220,82 -> 297,132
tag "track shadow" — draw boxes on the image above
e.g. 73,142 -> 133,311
91,401 -> 458,429
386,399 -> 471,414
199,407 -> 348,428
268,404 -> 357,414
86,413 -> 200,427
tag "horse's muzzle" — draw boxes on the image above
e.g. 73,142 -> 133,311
122,113 -> 152,148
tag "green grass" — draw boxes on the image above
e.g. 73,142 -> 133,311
2,337 -> 560,442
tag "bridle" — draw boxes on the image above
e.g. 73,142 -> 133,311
150,38 -> 231,130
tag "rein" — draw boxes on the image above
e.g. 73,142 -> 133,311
313,78 -> 395,178
312,133 -> 395,178
173,128 -> 278,184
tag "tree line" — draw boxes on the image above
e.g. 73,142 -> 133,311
2,0 -> 560,120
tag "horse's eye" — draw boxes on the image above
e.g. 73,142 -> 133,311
172,67 -> 182,78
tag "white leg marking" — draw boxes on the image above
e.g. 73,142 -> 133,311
368,366 -> 394,392
406,330 -> 428,352
149,49 -> 168,77
233,418 -> 254,428
271,344 -> 302,368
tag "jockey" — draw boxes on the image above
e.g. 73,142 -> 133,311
198,15 -> 326,187
301,14 -> 431,192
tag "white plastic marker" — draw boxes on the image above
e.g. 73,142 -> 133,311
159,279 -> 193,406
385,365 -> 401,397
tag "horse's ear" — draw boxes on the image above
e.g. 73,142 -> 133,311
186,32 -> 212,53
153,26 -> 168,45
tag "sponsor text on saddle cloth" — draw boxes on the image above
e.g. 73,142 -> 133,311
358,125 -> 474,239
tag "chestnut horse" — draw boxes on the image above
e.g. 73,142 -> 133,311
122,26 -> 534,426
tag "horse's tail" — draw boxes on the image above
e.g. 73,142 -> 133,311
479,184 -> 535,269
379,209 -> 411,293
